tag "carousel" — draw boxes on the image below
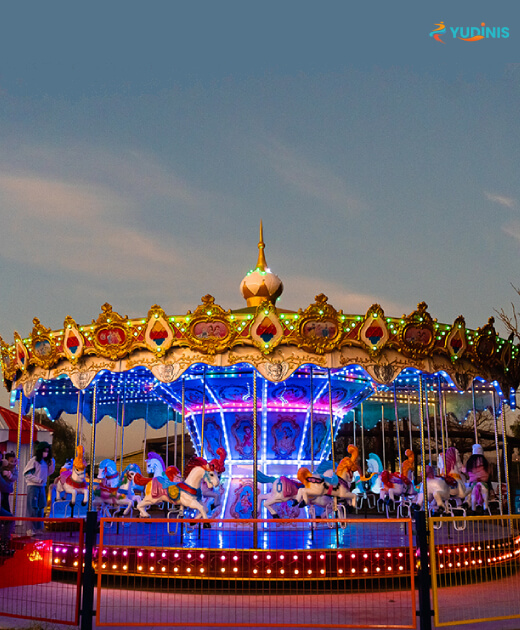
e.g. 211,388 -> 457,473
1,223 -> 519,583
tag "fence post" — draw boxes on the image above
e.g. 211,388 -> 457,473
414,510 -> 432,630
80,511 -> 98,630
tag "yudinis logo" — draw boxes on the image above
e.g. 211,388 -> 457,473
430,21 -> 509,43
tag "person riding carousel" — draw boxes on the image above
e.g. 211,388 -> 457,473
465,444 -> 492,512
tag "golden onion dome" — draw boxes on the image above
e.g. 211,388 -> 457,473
240,221 -> 283,307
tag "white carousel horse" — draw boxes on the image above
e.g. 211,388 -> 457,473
54,445 -> 88,508
415,447 -> 470,512
437,446 -> 471,504
92,459 -> 137,516
294,449 -> 359,509
132,448 -> 226,522
53,459 -> 73,500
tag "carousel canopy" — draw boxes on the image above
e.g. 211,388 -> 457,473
0,225 -> 518,429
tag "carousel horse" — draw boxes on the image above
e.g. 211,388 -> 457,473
438,446 -> 471,504
256,470 -> 304,517
350,453 -> 384,507
132,448 -> 226,521
414,465 -> 451,511
53,459 -> 73,500
294,447 -> 360,509
54,445 -> 88,508
465,445 -> 492,512
416,446 -> 470,512
256,460 -> 335,518
379,449 -> 417,506
92,459 -> 137,516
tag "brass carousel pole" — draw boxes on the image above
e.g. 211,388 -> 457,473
393,384 -> 402,471
165,406 -> 170,468
501,402 -> 512,517
424,385 -> 432,465
419,376 -> 428,527
174,410 -> 178,469
201,367 -> 206,458
328,370 -> 336,472
491,391 -> 503,515
381,404 -> 386,471
143,404 -> 148,470
360,403 -> 366,477
13,391 -> 24,518
310,367 -> 314,473
407,396 -> 413,450
181,377 -> 186,478
75,390 -> 81,448
253,369 -> 258,547
114,393 -> 120,465
30,397 -> 36,459
437,377 -> 446,470
88,384 -> 98,511
119,390 -> 126,477
471,380 -> 479,445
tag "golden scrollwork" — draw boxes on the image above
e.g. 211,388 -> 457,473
444,315 -> 467,362
357,304 -> 390,358
90,303 -> 133,360
14,332 -> 29,372
143,305 -> 174,357
296,294 -> 343,354
29,318 -> 57,369
398,302 -> 435,359
63,316 -> 84,365
250,300 -> 284,354
474,317 -> 497,364
185,295 -> 235,355
0,334 -> 16,380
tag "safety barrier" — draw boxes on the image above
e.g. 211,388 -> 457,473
429,514 -> 520,626
0,516 -> 84,626
95,517 -> 417,628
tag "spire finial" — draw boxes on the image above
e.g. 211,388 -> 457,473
256,220 -> 267,271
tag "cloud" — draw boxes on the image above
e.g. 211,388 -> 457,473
485,192 -> 516,209
0,171 -> 183,281
262,139 -> 367,213
0,144 -> 227,287
279,274 -> 408,316
502,221 -> 520,243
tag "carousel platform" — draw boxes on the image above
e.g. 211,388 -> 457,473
14,513 -> 517,583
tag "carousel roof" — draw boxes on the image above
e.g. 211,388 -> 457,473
0,225 -> 518,422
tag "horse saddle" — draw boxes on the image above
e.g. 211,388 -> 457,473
444,475 -> 458,489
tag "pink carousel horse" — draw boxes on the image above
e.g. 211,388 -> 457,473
131,448 -> 226,522
54,445 -> 88,508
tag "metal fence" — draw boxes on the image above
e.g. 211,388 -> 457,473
0,516 -> 84,626
95,517 -> 417,628
429,514 -> 520,626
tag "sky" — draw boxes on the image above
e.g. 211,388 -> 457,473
0,1 -> 519,455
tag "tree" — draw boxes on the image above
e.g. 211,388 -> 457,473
496,284 -> 520,343
35,411 -> 76,481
